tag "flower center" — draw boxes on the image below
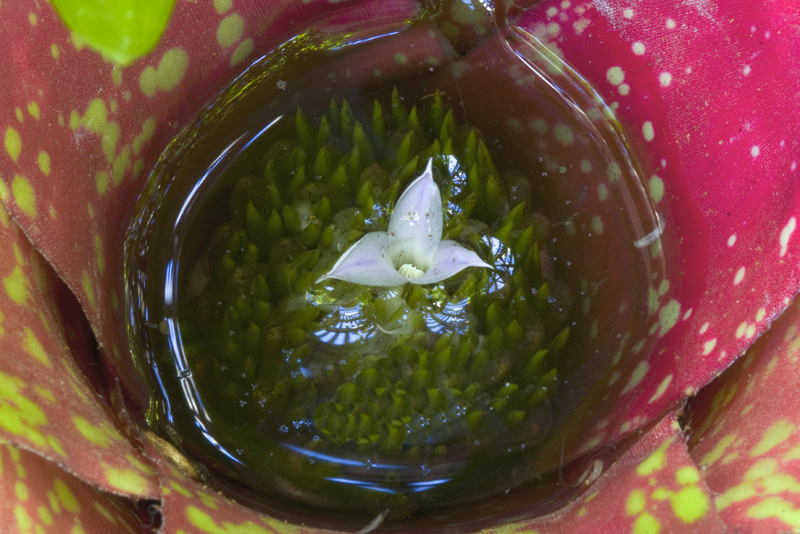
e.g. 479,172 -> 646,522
398,263 -> 424,278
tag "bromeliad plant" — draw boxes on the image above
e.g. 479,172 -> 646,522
1,0 -> 800,533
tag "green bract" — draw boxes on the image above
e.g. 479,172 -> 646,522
51,0 -> 175,64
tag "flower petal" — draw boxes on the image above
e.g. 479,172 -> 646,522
317,232 -> 407,286
388,158 -> 442,270
414,240 -> 491,285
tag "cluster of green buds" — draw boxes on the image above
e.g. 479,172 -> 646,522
182,89 -> 572,463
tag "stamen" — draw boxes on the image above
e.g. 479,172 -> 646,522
398,263 -> 424,279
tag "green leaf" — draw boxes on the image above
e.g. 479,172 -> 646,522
51,0 -> 176,65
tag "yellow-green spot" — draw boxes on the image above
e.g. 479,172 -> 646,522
607,162 -> 621,183
95,235 -> 105,274
669,486 -> 709,523
214,0 -> 232,13
23,328 -> 50,367
51,43 -> 60,60
51,0 -> 176,65
187,505 -> 273,534
676,466 -> 700,486
140,48 -> 189,97
217,13 -> 243,47
37,151 -> 51,175
126,454 -> 156,475
716,483 -> 755,510
746,497 -> 800,528
15,505 -> 33,531
626,489 -> 646,515
38,505 -> 53,526
112,65 -> 123,86
231,38 -> 254,66
54,478 -> 80,513
658,299 -> 681,336
73,415 -> 111,447
15,107 -> 24,123
170,481 -> 193,497
105,466 -> 151,495
132,118 -> 156,155
82,98 -> 107,133
69,110 -> 82,130
102,121 -> 121,162
15,480 -> 29,501
633,511 -> 661,534
4,265 -> 29,304
95,502 -> 117,524
0,372 -> 48,447
96,171 -> 109,196
112,145 -> 131,185
751,420 -> 794,457
5,126 -> 22,162
46,435 -> 66,457
591,215 -> 604,235
81,270 -> 96,309
394,53 -> 408,64
27,101 -> 40,120
637,439 -> 671,476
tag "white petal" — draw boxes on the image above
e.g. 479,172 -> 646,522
388,158 -> 442,270
316,233 -> 407,287
413,240 -> 492,285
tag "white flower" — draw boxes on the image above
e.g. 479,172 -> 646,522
317,158 -> 492,287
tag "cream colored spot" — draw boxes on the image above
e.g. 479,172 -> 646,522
606,66 -> 625,86
553,123 -> 574,146
659,72 -> 673,87
658,300 -> 681,336
728,234 -> 737,247
37,151 -> 50,175
5,126 -> 22,162
622,361 -> 648,393
607,162 -> 621,183
231,38 -> 254,66
642,121 -> 654,142
756,308 -> 766,322
750,145 -> 760,158
702,338 -> 717,356
648,374 -> 673,403
780,217 -> 796,257
632,41 -> 646,55
597,184 -> 608,201
217,13 -> 243,48
734,267 -> 745,285
618,83 -> 630,96
12,175 -> 36,217
666,18 -> 676,29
